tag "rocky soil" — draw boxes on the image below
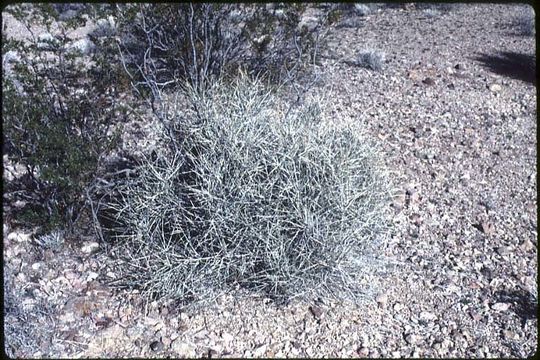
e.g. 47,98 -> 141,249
3,3 -> 537,358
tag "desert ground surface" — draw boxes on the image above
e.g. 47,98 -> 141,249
3,3 -> 537,358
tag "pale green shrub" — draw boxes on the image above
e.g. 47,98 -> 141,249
106,74 -> 391,306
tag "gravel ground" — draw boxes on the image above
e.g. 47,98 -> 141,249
3,3 -> 537,358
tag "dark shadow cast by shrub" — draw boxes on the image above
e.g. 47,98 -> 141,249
474,51 -> 536,85
493,288 -> 538,325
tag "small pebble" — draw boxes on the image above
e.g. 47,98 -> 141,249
150,340 -> 164,352
81,242 -> 100,255
309,305 -> 324,320
405,334 -> 418,345
208,348 -> 219,358
491,302 -> 510,311
489,83 -> 502,92
87,271 -> 99,281
222,332 -> 234,343
419,311 -> 437,322
423,77 -> 435,86
520,239 -> 534,252
357,347 -> 369,357
7,232 -> 31,242
376,293 -> 388,307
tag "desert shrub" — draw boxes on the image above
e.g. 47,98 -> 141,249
333,3 -> 382,28
34,229 -> 65,250
352,3 -> 377,16
114,3 -> 338,99
3,266 -> 53,357
421,7 -> 442,18
416,3 -> 458,13
105,74 -> 391,306
355,49 -> 385,71
2,4 -> 126,232
515,5 -> 535,36
354,4 -> 371,16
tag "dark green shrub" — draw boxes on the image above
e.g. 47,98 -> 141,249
2,4 -> 126,232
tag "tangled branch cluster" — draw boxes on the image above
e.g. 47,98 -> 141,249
106,75 -> 391,306
116,3 -> 334,99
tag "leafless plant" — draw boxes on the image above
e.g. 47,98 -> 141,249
4,266 -> 54,357
103,74 -> 392,307
34,229 -> 65,249
515,6 -> 535,36
353,49 -> 385,71
114,3 -> 336,125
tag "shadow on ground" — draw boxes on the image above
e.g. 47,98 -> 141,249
493,288 -> 538,325
474,51 -> 536,85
